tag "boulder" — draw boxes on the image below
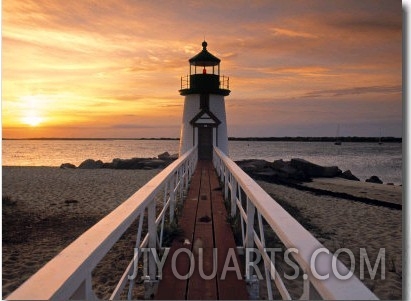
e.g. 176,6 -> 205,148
158,152 -> 171,160
142,159 -> 167,169
235,159 -> 271,173
271,159 -> 308,181
365,175 -> 383,184
110,158 -> 147,169
63,151 -> 177,170
290,158 -> 342,178
170,153 -> 179,160
106,157 -> 169,169
78,159 -> 103,169
60,163 -> 76,169
339,170 -> 360,181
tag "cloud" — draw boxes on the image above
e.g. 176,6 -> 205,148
270,27 -> 318,39
302,85 -> 402,99
2,0 -> 402,138
109,124 -> 164,129
328,11 -> 401,33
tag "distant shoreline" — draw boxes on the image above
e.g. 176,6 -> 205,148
2,136 -> 402,143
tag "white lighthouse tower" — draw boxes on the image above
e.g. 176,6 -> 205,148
179,41 -> 230,159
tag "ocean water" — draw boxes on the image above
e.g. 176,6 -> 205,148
2,139 -> 402,184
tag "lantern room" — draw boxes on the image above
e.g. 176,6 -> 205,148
179,41 -> 230,96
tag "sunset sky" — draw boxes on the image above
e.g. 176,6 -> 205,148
2,0 -> 403,138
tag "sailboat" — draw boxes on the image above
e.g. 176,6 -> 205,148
378,128 -> 383,145
334,124 -> 342,145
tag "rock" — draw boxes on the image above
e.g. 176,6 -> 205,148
60,163 -> 76,169
237,158 -> 344,182
109,158 -> 124,169
78,159 -> 104,169
236,159 -> 310,182
271,159 -> 309,181
63,152 -> 176,170
290,158 -> 342,178
110,158 -> 146,169
339,170 -> 360,181
366,176 -> 383,184
170,153 -> 179,160
106,157 -> 169,169
158,152 -> 171,160
235,159 -> 271,173
142,159 -> 167,169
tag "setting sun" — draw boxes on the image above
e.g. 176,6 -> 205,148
22,114 -> 43,127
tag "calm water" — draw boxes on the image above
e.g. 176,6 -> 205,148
2,140 -> 402,184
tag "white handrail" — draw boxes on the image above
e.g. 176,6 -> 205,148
213,146 -> 378,300
7,147 -> 198,301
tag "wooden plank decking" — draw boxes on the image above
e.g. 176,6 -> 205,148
156,160 -> 249,300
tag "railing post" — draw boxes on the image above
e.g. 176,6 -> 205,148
178,168 -> 183,200
183,162 -> 189,193
159,181 -> 169,248
230,178 -> 237,217
245,196 -> 259,299
238,184 -> 245,246
145,199 -> 158,299
219,162 -> 224,182
245,196 -> 255,270
70,274 -> 97,300
224,166 -> 229,197
169,173 -> 176,222
301,270 -> 310,300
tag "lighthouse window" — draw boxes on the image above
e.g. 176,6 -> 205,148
200,94 -> 209,110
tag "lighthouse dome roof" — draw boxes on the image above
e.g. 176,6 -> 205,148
189,41 -> 221,66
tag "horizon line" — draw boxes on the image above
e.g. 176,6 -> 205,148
2,136 -> 403,141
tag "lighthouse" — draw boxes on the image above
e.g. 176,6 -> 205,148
179,41 -> 230,159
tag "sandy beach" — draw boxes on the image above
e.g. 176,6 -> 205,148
257,179 -> 402,300
2,167 -> 402,299
2,166 -> 160,298
302,177 -> 402,205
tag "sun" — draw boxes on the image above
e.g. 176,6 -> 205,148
22,114 -> 43,127
20,95 -> 46,127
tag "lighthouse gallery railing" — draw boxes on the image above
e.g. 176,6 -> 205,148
7,146 -> 198,300
213,146 -> 378,300
180,74 -> 229,90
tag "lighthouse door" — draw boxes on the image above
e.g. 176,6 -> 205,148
198,127 -> 213,160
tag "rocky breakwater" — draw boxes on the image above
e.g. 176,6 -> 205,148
60,152 -> 179,170
235,158 -> 343,183
235,157 -> 385,184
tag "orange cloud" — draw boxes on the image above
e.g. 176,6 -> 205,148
2,0 -> 402,138
270,27 -> 318,39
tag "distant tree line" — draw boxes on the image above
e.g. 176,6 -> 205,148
3,136 -> 402,142
228,136 -> 402,143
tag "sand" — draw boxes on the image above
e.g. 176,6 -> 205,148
2,166 -> 160,298
257,179 -> 402,300
302,177 -> 402,205
2,167 -> 402,299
